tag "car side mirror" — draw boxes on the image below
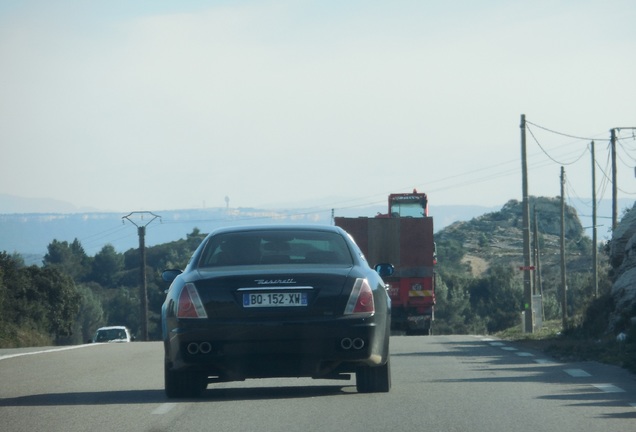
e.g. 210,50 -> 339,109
374,263 -> 394,278
162,269 -> 183,283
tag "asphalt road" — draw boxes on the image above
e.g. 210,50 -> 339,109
1,335 -> 635,432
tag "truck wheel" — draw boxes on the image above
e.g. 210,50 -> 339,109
165,362 -> 206,398
356,357 -> 391,393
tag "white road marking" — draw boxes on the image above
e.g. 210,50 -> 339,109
0,344 -> 100,361
152,403 -> 177,415
592,383 -> 625,393
564,369 -> 591,378
477,338 -> 636,408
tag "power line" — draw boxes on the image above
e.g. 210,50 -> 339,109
617,141 -> 636,164
595,150 -> 612,204
526,123 -> 590,166
525,120 -> 606,142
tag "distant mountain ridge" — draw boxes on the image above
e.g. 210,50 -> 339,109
0,193 -> 101,214
0,194 -> 631,265
0,202 -> 497,260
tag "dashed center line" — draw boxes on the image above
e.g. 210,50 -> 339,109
152,403 -> 177,415
478,336 -> 634,409
564,369 -> 591,378
592,383 -> 625,393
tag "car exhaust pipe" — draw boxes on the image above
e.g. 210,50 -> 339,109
199,342 -> 212,354
352,338 -> 365,350
340,338 -> 353,350
187,342 -> 200,355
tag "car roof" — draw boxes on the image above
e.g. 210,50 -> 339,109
208,224 -> 345,236
96,326 -> 128,331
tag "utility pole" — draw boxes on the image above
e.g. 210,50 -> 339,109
520,114 -> 533,333
611,129 -> 617,231
591,141 -> 598,297
123,211 -> 161,341
610,127 -> 636,231
560,167 -> 567,329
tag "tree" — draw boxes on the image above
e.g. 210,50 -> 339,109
91,244 -> 123,288
73,283 -> 106,344
104,287 -> 140,335
0,252 -> 81,345
469,265 -> 523,333
24,266 -> 81,339
434,273 -> 477,334
43,239 -> 92,282
1,253 -> 45,330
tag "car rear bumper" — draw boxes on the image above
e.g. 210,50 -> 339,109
164,317 -> 387,379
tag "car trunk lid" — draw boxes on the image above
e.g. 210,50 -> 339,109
192,265 -> 353,319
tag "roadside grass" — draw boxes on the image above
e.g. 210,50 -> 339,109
496,320 -> 636,375
0,323 -> 52,348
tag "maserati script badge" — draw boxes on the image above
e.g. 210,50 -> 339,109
255,278 -> 296,285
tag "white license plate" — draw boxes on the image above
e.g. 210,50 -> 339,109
243,292 -> 308,307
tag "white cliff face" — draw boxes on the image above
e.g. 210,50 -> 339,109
609,202 -> 636,331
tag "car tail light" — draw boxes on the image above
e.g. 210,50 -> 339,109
344,278 -> 375,315
177,283 -> 208,319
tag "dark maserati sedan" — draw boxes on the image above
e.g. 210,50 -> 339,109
161,224 -> 392,398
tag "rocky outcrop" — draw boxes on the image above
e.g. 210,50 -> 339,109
609,202 -> 636,331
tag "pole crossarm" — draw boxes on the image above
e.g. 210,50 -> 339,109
122,211 -> 162,228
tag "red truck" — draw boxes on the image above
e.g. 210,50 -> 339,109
334,190 -> 436,335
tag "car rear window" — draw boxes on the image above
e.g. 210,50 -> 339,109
95,328 -> 127,342
198,230 -> 353,267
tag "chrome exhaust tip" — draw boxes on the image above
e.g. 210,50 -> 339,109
340,338 -> 353,350
199,342 -> 212,354
352,338 -> 365,350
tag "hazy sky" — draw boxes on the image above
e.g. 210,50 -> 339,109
1,0 -> 635,214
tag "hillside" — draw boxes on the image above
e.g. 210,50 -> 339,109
436,197 -> 595,282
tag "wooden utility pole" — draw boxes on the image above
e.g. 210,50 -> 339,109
611,129 -> 617,230
591,141 -> 598,297
560,167 -> 567,329
520,114 -> 533,333
122,211 -> 161,341
138,226 -> 147,339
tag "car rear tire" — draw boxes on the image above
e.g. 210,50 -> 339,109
356,356 -> 391,393
165,362 -> 206,398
